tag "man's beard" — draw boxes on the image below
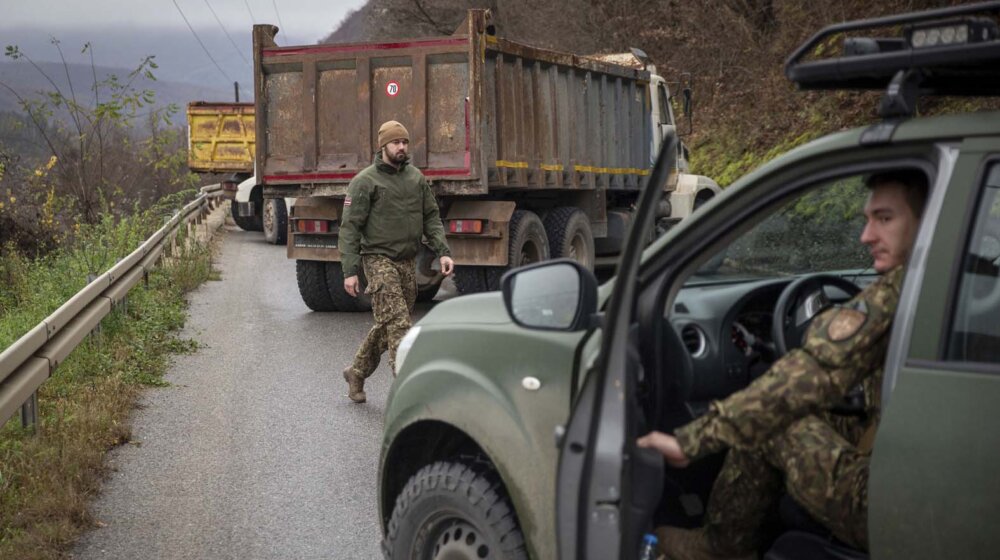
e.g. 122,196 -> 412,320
386,149 -> 409,164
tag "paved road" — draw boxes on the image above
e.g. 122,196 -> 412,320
72,221 -> 450,560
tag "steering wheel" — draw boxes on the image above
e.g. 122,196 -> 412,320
772,274 -> 862,355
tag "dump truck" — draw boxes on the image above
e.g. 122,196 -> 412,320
252,9 -> 719,312
186,101 -> 290,244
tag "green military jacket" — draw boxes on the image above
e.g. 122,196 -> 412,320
676,266 -> 905,460
339,156 -> 451,277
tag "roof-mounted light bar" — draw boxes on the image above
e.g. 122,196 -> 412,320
907,18 -> 998,48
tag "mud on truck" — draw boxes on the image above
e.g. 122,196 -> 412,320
252,9 -> 719,312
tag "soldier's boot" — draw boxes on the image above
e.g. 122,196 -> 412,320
657,527 -> 757,560
343,367 -> 366,403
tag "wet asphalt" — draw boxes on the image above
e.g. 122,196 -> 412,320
71,221 -> 449,560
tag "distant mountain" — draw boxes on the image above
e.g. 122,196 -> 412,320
0,60 -> 235,127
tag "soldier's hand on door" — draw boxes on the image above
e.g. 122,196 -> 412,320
637,431 -> 690,468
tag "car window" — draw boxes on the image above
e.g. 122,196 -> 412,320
946,163 -> 1000,364
689,175 -> 871,284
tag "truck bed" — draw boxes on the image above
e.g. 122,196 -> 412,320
253,11 -> 654,199
187,102 -> 255,174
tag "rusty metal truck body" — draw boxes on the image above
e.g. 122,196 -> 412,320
252,10 -> 719,311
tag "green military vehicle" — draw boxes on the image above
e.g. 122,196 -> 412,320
378,4 -> 1000,559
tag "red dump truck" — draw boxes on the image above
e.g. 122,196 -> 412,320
253,9 -> 719,312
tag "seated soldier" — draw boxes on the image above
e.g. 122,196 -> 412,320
637,169 -> 929,560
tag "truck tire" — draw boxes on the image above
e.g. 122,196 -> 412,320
325,261 -> 372,313
544,207 -> 595,270
230,199 -> 259,232
383,459 -> 529,560
454,266 -> 490,294
485,209 -> 550,290
296,260 -> 337,312
263,198 -> 288,245
416,281 -> 440,303
248,186 -> 265,231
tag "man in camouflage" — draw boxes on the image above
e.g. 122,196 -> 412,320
637,170 -> 928,559
340,120 -> 454,403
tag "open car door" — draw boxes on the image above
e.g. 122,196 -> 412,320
555,135 -> 678,559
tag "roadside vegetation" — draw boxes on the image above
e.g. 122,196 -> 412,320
0,41 -> 212,560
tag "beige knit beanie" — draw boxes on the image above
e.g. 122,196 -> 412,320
378,120 -> 409,148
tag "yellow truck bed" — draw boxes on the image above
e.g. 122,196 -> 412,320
187,102 -> 255,174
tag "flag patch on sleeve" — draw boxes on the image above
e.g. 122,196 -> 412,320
344,196 -> 352,207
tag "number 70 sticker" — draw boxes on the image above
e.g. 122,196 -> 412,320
386,81 -> 400,97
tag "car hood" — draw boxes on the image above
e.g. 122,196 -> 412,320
417,291 -> 511,326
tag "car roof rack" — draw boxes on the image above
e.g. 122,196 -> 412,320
785,1 -> 1000,118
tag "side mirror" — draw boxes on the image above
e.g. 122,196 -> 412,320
501,259 -> 598,332
682,87 -> 692,119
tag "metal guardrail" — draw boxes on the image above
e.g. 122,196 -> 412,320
0,183 -> 225,428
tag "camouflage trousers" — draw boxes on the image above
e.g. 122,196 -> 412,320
704,414 -> 870,554
349,255 -> 417,379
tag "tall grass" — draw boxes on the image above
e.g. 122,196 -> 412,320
0,200 -> 215,560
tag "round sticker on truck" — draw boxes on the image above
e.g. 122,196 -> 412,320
386,81 -> 400,97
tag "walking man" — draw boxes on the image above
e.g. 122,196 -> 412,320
340,120 -> 454,403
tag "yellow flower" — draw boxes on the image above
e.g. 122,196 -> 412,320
46,155 -> 58,170
0,201 -> 4,210
8,196 -> 14,204
35,169 -> 44,177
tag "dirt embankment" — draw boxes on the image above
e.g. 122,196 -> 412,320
325,0 -> 997,184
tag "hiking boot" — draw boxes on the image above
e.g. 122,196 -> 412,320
343,367 -> 366,403
657,527 -> 757,560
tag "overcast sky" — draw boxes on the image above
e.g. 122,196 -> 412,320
1,0 -> 365,42
0,0 -> 368,94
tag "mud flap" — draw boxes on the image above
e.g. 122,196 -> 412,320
444,200 -> 517,266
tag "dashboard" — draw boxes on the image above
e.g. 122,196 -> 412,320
667,275 -> 869,407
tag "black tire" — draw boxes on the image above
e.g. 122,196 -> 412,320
416,281 -> 441,303
263,198 -> 288,245
544,207 -> 595,270
383,460 -> 529,560
325,261 -> 372,312
230,199 -> 258,232
454,266 -> 490,294
296,260 -> 337,312
486,209 -> 550,290
249,187 -> 264,231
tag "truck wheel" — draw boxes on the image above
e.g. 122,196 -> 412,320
383,460 -> 529,560
263,198 -> 288,245
454,266 -> 490,294
484,210 -> 550,291
230,199 -> 258,232
416,281 -> 440,303
544,207 -> 595,270
296,260 -> 337,312
325,261 -> 372,312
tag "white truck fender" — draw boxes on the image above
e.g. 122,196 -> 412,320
669,173 -> 722,219
235,175 -> 258,203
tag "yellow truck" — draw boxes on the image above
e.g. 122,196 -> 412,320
186,101 -> 287,243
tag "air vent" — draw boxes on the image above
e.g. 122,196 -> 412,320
681,325 -> 707,358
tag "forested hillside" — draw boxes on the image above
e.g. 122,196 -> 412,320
325,0 -> 997,184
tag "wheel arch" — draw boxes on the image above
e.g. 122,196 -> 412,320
379,420 -> 491,528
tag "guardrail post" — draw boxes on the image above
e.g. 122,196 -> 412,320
21,392 -> 38,431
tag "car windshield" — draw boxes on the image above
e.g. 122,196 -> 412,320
688,176 -> 874,285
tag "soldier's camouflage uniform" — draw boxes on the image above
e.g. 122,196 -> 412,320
351,254 -> 417,377
675,266 -> 905,553
340,156 -> 450,380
